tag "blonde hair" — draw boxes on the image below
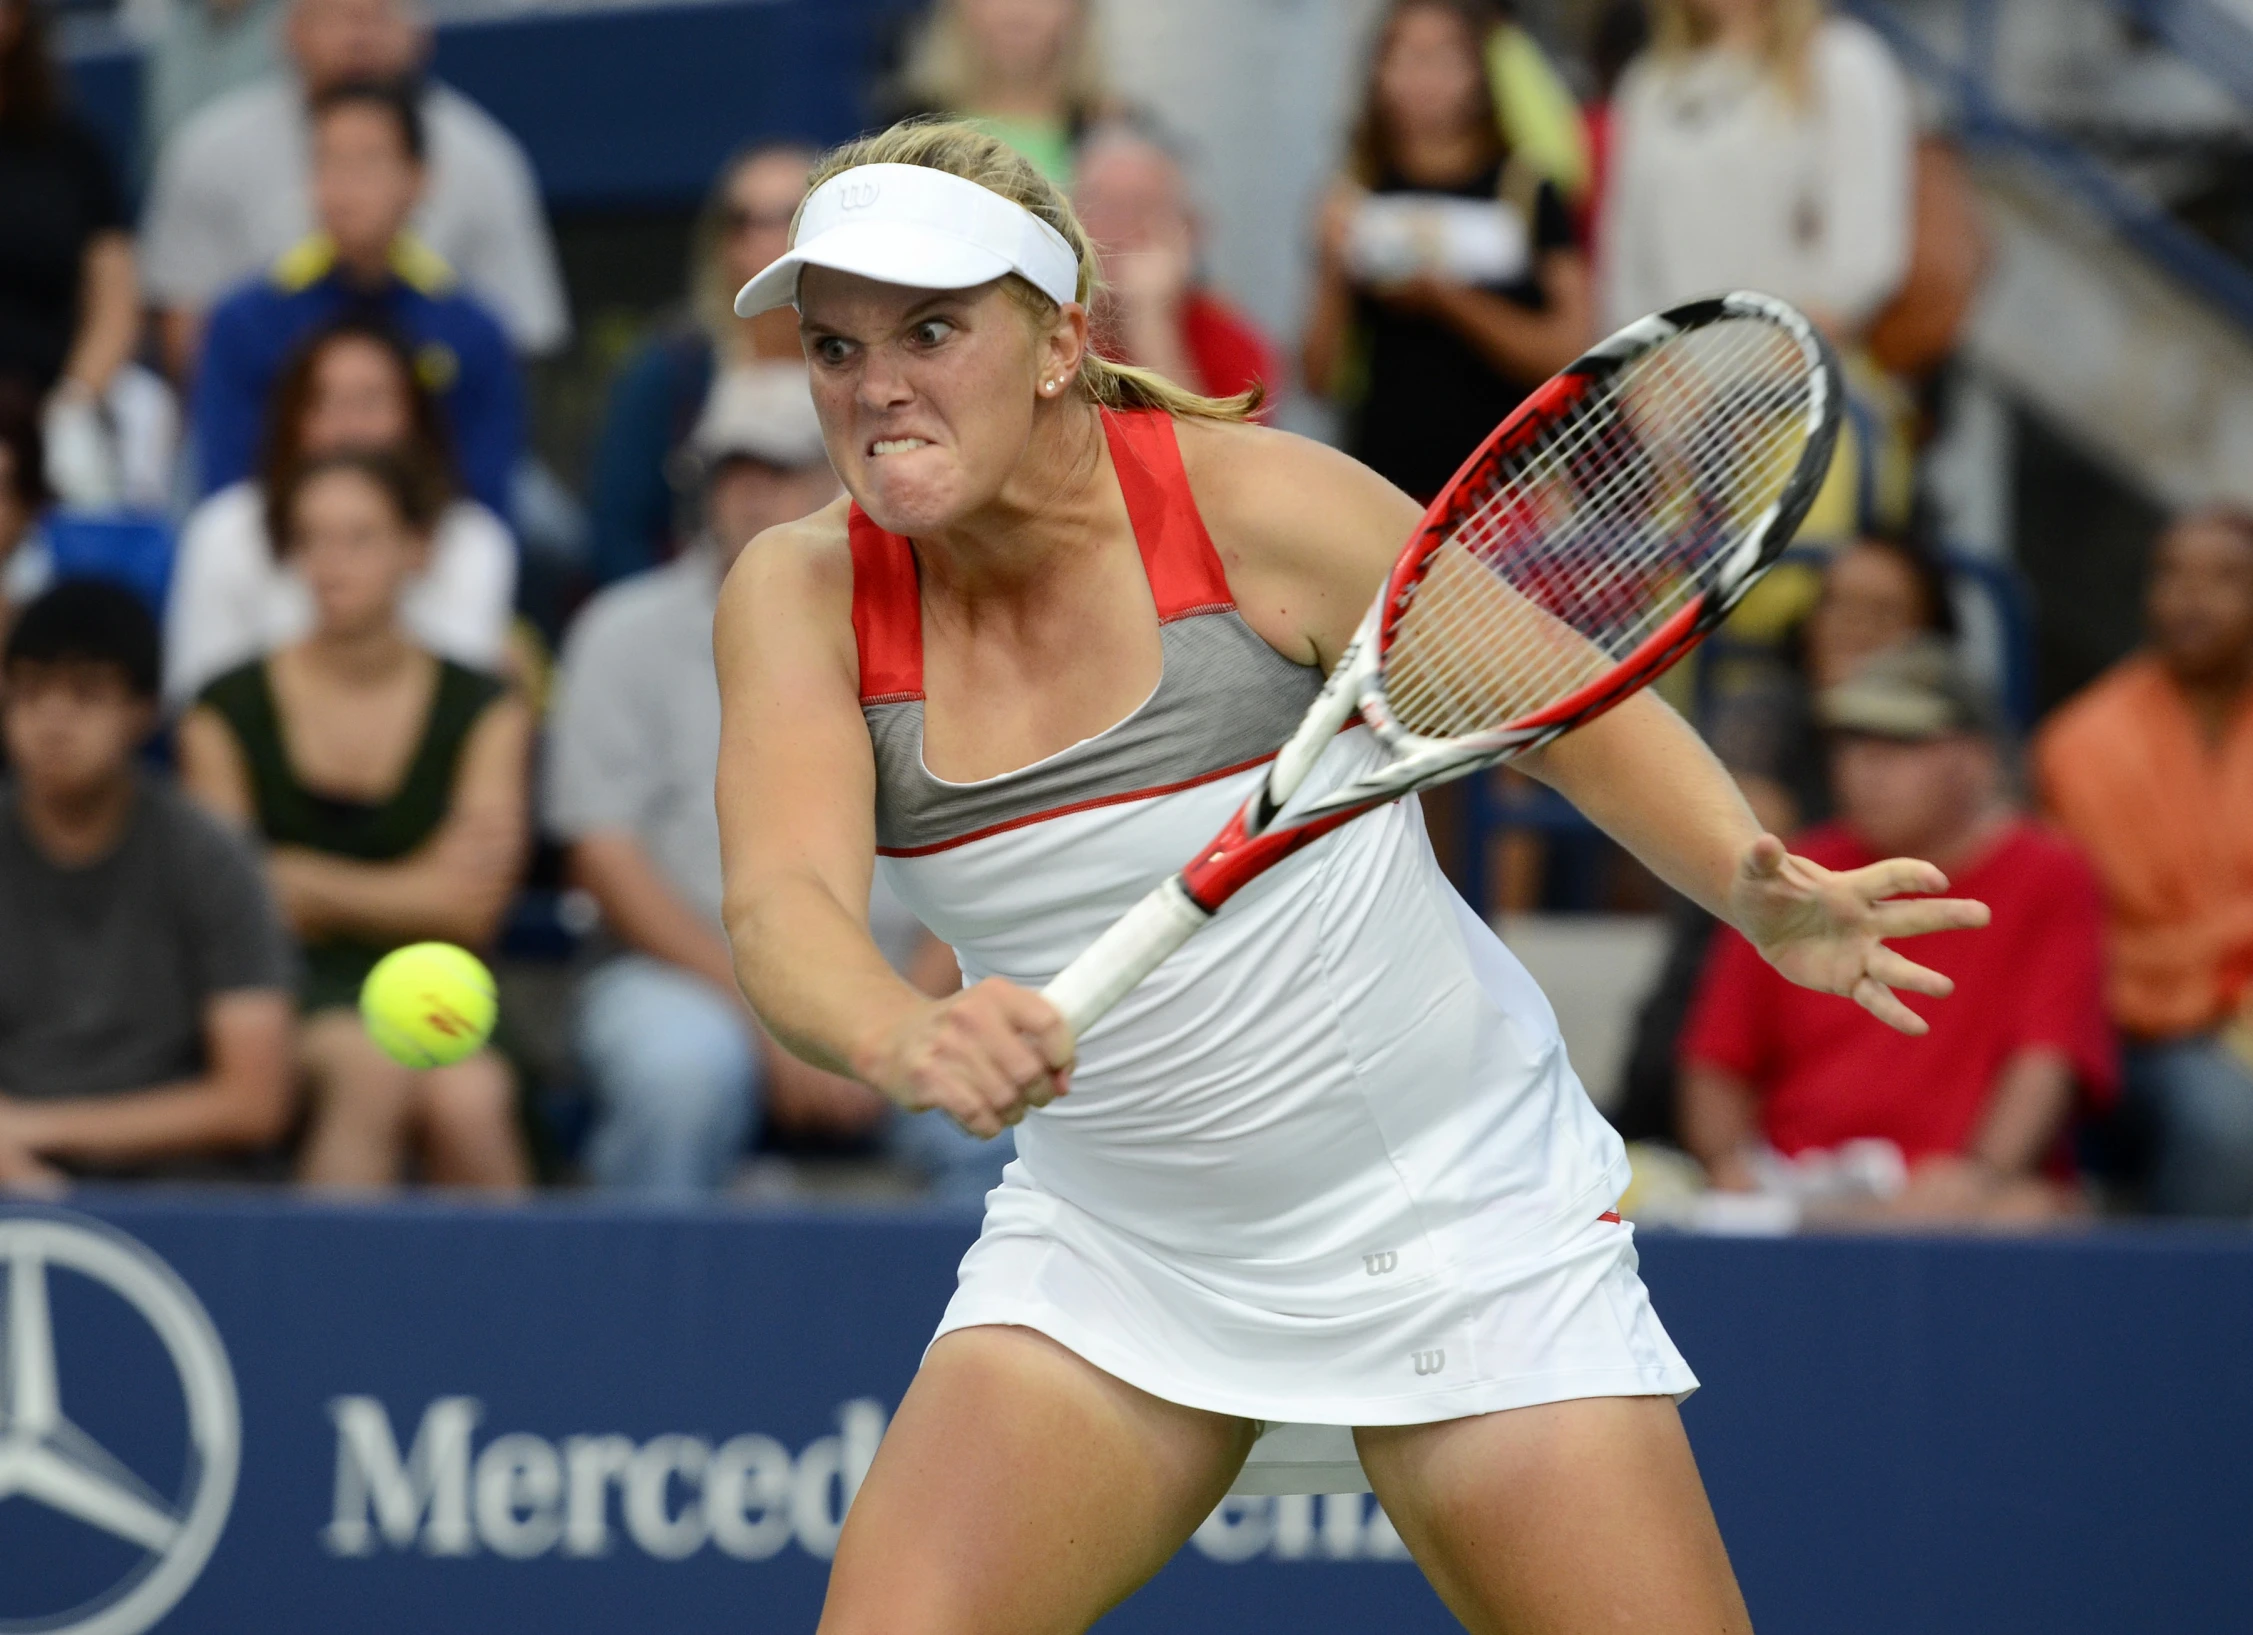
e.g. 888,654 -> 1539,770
898,0 -> 1108,118
1649,0 -> 1824,91
797,120 -> 1261,422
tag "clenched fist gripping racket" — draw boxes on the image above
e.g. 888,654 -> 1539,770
1040,291 -> 1842,1042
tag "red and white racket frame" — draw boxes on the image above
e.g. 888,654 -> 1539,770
1042,291 -> 1841,1041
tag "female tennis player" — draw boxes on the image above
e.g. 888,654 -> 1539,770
715,120 -> 1987,1635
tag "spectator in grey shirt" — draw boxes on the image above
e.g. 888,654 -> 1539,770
0,582 -> 296,1190
545,366 -> 1011,1199
139,0 -> 568,372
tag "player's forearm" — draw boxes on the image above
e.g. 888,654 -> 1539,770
1969,1048 -> 2076,1177
725,870 -> 929,1081
1521,691 -> 1762,919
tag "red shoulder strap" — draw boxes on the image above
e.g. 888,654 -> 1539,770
1100,408 -> 1235,621
846,505 -> 923,704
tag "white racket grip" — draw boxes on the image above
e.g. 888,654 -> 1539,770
1040,875 -> 1212,1044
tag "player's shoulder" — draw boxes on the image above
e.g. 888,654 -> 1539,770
1176,415 -> 1415,547
720,495 -> 856,623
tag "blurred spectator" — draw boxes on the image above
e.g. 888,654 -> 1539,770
178,449 -> 529,1191
166,315 -> 513,704
1,0 -> 154,510
0,581 -> 295,1190
1072,120 -> 1276,405
191,79 -> 522,518
586,142 -> 813,588
888,0 -> 1109,186
547,370 -> 1009,1201
1599,0 -> 1912,339
1303,0 -> 1590,501
134,0 -> 284,166
0,377 -> 51,623
1613,531 -> 1956,1145
1679,640 -> 2115,1224
141,0 -> 567,371
2035,508 -> 2253,1217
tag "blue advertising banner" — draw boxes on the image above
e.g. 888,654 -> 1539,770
1,1198 -> 2247,1635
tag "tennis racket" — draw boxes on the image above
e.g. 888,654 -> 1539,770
1038,290 -> 1842,1043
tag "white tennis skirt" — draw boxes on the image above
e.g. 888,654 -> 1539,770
931,1167 -> 1698,1494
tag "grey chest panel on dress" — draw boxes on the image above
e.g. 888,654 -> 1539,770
868,611 -> 1325,855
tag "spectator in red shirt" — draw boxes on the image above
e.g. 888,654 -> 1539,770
1071,119 -> 1277,408
1679,639 -> 2116,1222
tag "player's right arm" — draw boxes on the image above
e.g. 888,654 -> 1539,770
714,507 -> 1071,1139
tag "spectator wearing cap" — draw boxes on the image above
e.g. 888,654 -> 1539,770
2035,507 -> 2253,1216
1679,639 -> 2116,1222
546,370 -> 1008,1199
1071,121 -> 1277,407
0,581 -> 296,1190
140,0 -> 567,371
191,78 -> 521,519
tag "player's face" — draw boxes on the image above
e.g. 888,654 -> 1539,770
300,337 -> 414,456
2148,516 -> 2253,686
288,467 -> 431,637
1,661 -> 151,806
799,270 -> 1070,537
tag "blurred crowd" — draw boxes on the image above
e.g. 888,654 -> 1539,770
0,0 -> 2249,1225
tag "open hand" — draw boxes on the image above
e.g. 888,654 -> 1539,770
1727,835 -> 1991,1035
860,979 -> 1073,1140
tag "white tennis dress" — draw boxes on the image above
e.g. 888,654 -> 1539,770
855,409 -> 1696,1494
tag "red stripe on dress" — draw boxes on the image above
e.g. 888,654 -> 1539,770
1100,409 -> 1237,621
1597,1211 -> 1623,1224
876,751 -> 1274,857
848,505 -> 924,704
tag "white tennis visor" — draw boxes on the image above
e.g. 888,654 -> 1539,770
733,163 -> 1082,318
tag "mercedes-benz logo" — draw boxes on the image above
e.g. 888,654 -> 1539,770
0,1214 -> 240,1635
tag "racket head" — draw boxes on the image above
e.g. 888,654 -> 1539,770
1361,291 -> 1840,764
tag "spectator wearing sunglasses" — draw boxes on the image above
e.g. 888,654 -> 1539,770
584,142 -> 817,587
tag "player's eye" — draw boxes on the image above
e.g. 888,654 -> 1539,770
810,335 -> 855,367
909,319 -> 955,348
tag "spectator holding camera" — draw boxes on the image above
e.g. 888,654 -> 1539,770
2036,508 -> 2253,1216
1071,120 -> 1276,406
1678,640 -> 2114,1223
166,315 -> 513,704
586,142 -> 814,587
549,370 -> 1005,1200
1303,0 -> 1591,501
192,79 -> 522,518
1600,0 -> 1911,340
142,0 -> 566,369
180,449 -> 530,1191
1,582 -> 296,1191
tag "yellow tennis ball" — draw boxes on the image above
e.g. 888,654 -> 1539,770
359,943 -> 497,1069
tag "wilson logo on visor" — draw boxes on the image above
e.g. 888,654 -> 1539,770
837,179 -> 882,211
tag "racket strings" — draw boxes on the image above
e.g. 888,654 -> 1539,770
1381,317 -> 1817,740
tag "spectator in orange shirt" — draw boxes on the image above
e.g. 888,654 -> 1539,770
2034,507 -> 2253,1216
1071,119 -> 1277,408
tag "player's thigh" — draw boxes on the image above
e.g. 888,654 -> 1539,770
819,1324 -> 1254,1635
1355,1394 -> 1751,1635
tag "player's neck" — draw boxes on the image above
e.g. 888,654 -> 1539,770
915,401 -> 1116,600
